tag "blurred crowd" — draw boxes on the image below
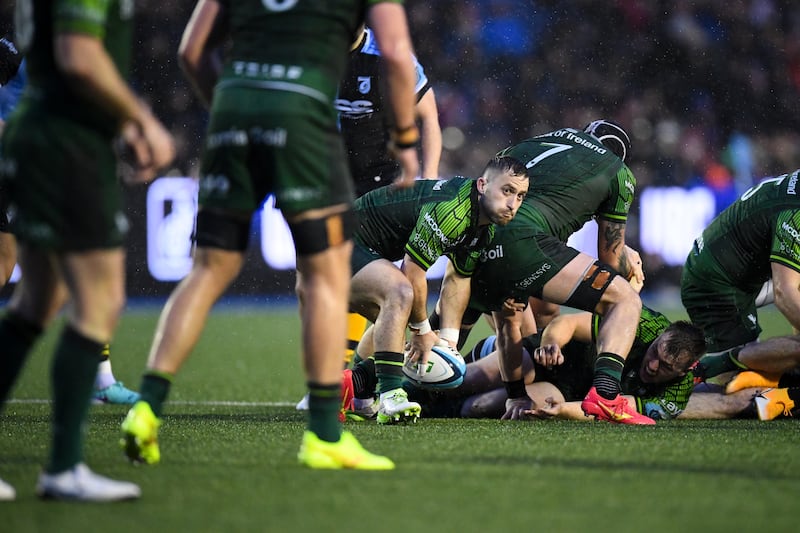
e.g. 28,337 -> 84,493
4,0 -> 800,192
3,0 -> 800,287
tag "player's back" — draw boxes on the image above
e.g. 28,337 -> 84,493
500,128 -> 634,241
219,0 -> 365,104
697,170 -> 800,291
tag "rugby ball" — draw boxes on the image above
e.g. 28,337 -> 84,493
403,345 -> 467,389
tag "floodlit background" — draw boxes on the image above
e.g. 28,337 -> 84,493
3,0 -> 800,300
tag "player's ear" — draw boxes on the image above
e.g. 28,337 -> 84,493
476,175 -> 487,194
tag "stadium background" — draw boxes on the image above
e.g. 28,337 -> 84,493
3,0 -> 800,300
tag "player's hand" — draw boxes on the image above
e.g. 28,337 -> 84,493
532,344 -> 564,369
623,245 -> 645,287
525,396 -> 561,419
501,396 -> 533,421
405,330 -> 437,377
501,298 -> 527,315
118,112 -> 175,185
434,332 -> 458,350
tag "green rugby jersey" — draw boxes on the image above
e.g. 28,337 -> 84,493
592,305 -> 694,419
216,0 -> 396,105
498,128 -> 635,241
354,177 -> 492,275
13,0 -> 134,136
692,169 -> 800,293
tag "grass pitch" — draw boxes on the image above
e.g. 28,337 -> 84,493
1,301 -> 799,533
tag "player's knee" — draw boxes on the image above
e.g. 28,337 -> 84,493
605,277 -> 642,308
385,277 -> 415,314
288,208 -> 355,256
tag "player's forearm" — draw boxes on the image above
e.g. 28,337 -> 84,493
178,0 -> 224,108
417,90 -> 441,179
401,258 -> 430,324
495,311 -> 524,383
368,3 -> 417,131
439,265 -> 470,330
540,316 -> 579,348
54,34 -> 149,129
597,219 -> 629,275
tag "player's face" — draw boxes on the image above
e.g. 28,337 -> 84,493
477,171 -> 528,226
639,333 -> 693,383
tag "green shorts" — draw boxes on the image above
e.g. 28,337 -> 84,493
0,108 -> 125,250
469,228 -> 580,313
350,239 -> 385,276
199,86 -> 354,217
680,249 -> 761,352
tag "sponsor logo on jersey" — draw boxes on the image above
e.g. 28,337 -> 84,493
518,262 -> 552,289
334,99 -> 374,117
480,244 -> 504,262
410,232 -> 437,262
788,172 -> 798,195
206,127 -> 286,148
624,179 -> 635,194
781,221 -> 800,242
423,212 -> 456,247
358,76 -> 372,94
251,127 -> 287,147
207,130 -> 248,149
232,61 -> 303,80
546,128 -> 607,156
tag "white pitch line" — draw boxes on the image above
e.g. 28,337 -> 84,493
8,399 -> 295,407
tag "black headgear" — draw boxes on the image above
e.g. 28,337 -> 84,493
583,119 -> 631,163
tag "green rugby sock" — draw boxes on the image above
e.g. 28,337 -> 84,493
48,326 -> 104,473
374,351 -> 404,395
307,382 -> 341,443
592,352 -> 625,400
140,371 -> 173,418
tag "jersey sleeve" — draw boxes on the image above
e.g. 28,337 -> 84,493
54,0 -> 111,38
0,38 -> 22,86
634,373 -> 695,420
413,55 -> 431,103
596,164 -> 635,223
404,203 -> 449,270
770,209 -> 800,272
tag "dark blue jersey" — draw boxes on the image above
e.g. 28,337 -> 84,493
335,28 -> 430,195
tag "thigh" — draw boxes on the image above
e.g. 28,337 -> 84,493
469,230 -> 580,313
349,258 -> 409,320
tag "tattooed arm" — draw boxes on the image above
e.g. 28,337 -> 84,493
597,219 -> 644,284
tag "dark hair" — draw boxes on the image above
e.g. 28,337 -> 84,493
583,119 -> 632,163
662,320 -> 706,365
482,155 -> 528,180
